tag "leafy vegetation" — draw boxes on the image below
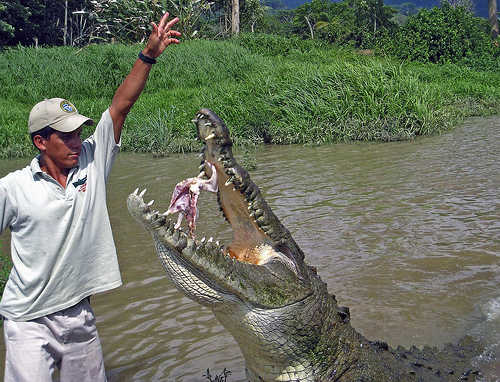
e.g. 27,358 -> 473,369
203,368 -> 232,382
0,36 -> 499,159
1,0 -> 498,48
379,3 -> 499,67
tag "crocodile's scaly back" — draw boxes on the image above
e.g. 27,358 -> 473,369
127,109 -> 482,381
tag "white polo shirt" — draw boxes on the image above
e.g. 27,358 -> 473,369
0,109 -> 122,321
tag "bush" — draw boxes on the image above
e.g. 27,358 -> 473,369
379,3 -> 500,67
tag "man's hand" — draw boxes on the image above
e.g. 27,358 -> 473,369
143,12 -> 181,59
109,12 -> 182,143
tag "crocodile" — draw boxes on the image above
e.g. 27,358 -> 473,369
127,108 -> 482,381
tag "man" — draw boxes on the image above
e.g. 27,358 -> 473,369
0,12 -> 181,382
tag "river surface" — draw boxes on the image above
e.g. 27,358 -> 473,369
0,116 -> 499,381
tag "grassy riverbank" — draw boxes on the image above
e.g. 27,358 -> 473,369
1,35 -> 499,158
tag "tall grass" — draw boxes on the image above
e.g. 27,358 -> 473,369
1,36 -> 499,158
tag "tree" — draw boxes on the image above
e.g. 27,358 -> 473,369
315,2 -> 356,44
163,0 -> 214,39
293,0 -> 395,47
345,0 -> 397,46
0,0 -> 41,46
441,0 -> 474,10
293,0 -> 339,39
0,1 -> 18,45
488,0 -> 499,39
231,0 -> 239,35
0,0 -> 94,47
241,0 -> 268,33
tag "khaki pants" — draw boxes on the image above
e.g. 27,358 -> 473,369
3,298 -> 107,382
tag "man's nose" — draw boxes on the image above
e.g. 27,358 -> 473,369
69,136 -> 82,150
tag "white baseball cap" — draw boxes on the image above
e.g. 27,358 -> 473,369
28,98 -> 94,134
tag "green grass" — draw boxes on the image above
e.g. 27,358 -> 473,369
1,35 -> 500,159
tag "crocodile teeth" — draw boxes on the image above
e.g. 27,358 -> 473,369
205,133 -> 216,141
139,189 -> 147,198
225,179 -> 233,187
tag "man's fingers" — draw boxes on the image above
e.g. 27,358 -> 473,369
150,21 -> 158,35
158,12 -> 169,31
166,17 -> 180,30
168,30 -> 182,38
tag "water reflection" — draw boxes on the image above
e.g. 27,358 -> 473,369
0,116 -> 499,381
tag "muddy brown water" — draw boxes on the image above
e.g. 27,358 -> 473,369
1,116 -> 499,381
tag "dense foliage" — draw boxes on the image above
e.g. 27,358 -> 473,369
290,0 -> 398,47
379,3 -> 499,66
2,0 -> 499,56
1,0 -> 90,46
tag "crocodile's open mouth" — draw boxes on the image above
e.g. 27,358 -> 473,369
128,108 -> 305,267
127,108 -> 312,307
127,179 -> 288,267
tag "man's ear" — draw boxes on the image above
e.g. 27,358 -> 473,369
33,135 -> 47,151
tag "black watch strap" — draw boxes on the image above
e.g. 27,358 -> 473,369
138,51 -> 157,65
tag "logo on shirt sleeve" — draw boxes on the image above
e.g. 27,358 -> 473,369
72,175 -> 87,192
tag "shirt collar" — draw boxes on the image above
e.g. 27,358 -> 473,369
29,155 -> 79,181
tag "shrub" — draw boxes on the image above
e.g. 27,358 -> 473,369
379,3 -> 500,67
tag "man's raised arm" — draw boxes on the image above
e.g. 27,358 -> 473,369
109,12 -> 181,144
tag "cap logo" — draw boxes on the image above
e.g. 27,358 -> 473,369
60,100 -> 76,113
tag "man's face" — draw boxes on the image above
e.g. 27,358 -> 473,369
40,127 -> 83,170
